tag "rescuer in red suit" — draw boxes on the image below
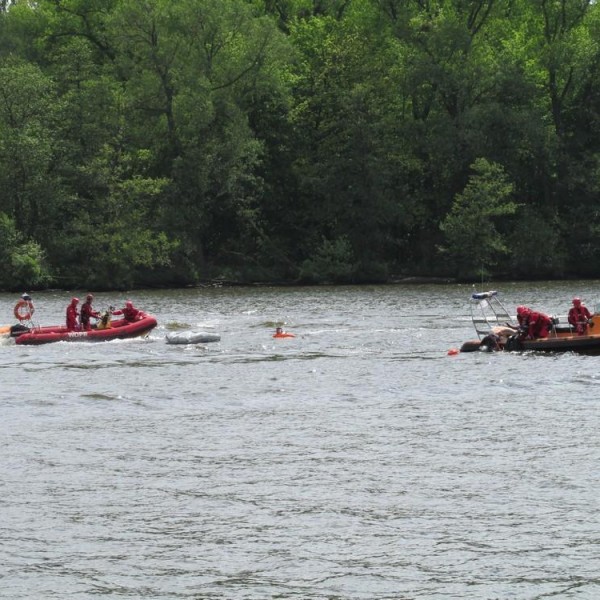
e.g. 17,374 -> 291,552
112,300 -> 145,322
568,297 -> 592,335
516,305 -> 530,328
526,310 -> 552,339
516,305 -> 552,339
66,297 -> 80,331
80,294 -> 100,331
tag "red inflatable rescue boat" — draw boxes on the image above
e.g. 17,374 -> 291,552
14,315 -> 157,345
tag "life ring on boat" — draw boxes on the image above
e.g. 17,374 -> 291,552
14,299 -> 34,321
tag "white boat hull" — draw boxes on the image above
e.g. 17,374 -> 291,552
166,331 -> 221,344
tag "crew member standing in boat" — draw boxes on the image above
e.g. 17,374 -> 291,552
66,297 -> 80,331
568,297 -> 592,335
80,294 -> 100,331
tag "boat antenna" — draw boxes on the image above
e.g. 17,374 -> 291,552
479,262 -> 486,289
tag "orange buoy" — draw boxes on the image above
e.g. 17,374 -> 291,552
447,348 -> 459,356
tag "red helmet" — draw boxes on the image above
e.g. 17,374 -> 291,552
572,297 -> 581,307
516,305 -> 530,317
125,300 -> 133,308
71,297 -> 79,305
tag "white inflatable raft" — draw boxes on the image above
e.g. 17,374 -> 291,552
166,331 -> 221,345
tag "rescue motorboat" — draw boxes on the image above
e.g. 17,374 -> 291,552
13,314 -> 157,345
460,291 -> 600,354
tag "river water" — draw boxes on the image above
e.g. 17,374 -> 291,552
1,282 -> 599,599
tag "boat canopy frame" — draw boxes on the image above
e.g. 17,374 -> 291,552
469,290 -> 516,340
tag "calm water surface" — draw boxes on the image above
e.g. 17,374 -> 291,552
1,283 -> 599,599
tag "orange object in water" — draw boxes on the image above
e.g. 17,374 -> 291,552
447,348 -> 459,355
273,328 -> 295,338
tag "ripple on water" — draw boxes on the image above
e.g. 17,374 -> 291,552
1,285 -> 600,598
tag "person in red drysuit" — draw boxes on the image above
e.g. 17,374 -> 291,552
526,310 -> 553,339
112,300 -> 145,322
66,297 -> 80,331
568,297 -> 592,335
516,305 -> 552,339
527,310 -> 552,339
80,294 -> 100,331
516,305 -> 530,328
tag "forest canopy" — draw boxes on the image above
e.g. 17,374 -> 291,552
1,0 -> 600,290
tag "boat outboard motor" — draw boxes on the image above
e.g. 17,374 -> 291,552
504,335 -> 523,352
10,323 -> 30,337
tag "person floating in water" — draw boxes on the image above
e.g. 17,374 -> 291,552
273,326 -> 295,338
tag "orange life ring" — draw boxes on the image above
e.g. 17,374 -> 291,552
14,299 -> 34,321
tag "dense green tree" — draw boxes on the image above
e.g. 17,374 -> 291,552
286,4 -> 422,281
106,0 -> 288,280
251,0 -> 352,31
440,158 -> 517,280
0,58 -> 62,240
371,0 -> 513,270
0,212 -> 51,290
2,0 -> 600,289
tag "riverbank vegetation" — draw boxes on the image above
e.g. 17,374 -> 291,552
1,0 -> 600,290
